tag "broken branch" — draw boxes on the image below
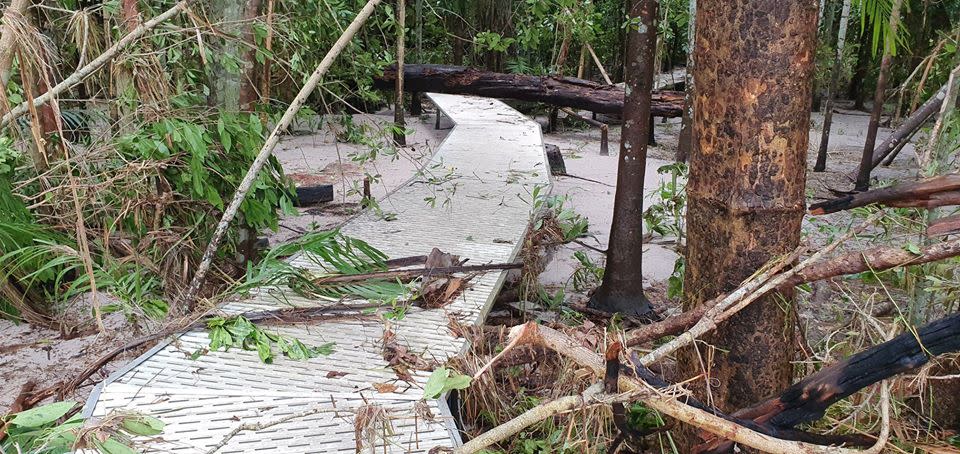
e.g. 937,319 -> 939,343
179,0 -> 383,310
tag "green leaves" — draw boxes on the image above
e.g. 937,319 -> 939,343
121,415 -> 165,436
1,402 -> 162,454
9,402 -> 77,428
206,315 -> 336,364
423,367 -> 472,399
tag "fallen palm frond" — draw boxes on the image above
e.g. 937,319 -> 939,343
236,229 -> 412,301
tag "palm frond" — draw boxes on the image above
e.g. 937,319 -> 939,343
237,230 -> 411,302
856,0 -> 911,56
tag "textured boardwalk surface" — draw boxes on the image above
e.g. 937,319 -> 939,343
82,93 -> 549,453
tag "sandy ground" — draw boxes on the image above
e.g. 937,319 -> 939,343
1,96 -> 923,414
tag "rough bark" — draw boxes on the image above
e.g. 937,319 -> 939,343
372,64 -> 684,116
207,0 -> 244,110
587,0 -> 656,317
678,0 -> 817,448
676,0 -> 696,162
854,0 -> 904,191
814,0 -> 851,172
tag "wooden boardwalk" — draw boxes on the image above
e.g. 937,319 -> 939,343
82,94 -> 550,453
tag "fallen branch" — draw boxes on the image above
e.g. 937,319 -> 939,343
630,211 -> 882,362
695,314 -> 959,453
0,0 -> 193,128
473,322 -> 889,454
311,262 -> 522,285
179,0 -> 382,310
809,174 -> 960,215
784,236 -> 960,286
627,233 -> 960,348
454,384 -> 603,454
625,352 -> 875,450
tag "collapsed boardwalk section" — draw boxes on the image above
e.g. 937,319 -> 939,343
82,94 -> 550,453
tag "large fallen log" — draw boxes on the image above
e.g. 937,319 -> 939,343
372,64 -> 685,117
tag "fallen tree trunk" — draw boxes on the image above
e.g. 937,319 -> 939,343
697,312 -> 960,453
372,64 -> 684,117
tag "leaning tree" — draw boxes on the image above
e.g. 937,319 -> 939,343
677,0 -> 818,447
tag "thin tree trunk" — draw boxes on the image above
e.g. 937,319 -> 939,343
180,0 -> 383,310
239,0 -> 263,111
855,0 -> 904,191
848,29 -> 871,110
586,43 -> 613,85
857,82 -> 948,171
677,0 -> 817,449
587,0 -> 656,317
259,0 -> 275,120
676,0 -> 696,162
393,0 -> 406,146
923,65 -> 960,167
576,44 -> 586,78
208,0 -> 244,110
814,0 -> 851,172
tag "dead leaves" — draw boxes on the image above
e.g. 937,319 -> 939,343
381,329 -> 437,382
418,248 -> 473,308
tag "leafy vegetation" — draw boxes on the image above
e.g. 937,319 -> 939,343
206,315 -> 335,363
1,401 -> 163,454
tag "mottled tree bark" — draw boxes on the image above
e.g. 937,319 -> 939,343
677,0 -> 817,448
855,0 -> 903,191
207,0 -> 244,110
587,0 -> 656,317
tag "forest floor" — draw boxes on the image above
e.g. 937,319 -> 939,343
0,98 -> 932,420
